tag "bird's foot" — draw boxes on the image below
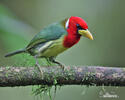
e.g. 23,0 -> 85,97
34,56 -> 43,76
49,57 -> 66,70
35,63 -> 43,76
57,63 -> 65,70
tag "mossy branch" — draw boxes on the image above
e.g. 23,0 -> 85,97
0,66 -> 125,87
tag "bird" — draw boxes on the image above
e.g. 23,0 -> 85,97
5,16 -> 93,70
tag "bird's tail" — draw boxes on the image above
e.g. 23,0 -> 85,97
5,49 -> 26,57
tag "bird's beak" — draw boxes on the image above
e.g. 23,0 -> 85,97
78,29 -> 93,40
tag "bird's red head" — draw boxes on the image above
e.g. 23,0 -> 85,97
63,16 -> 93,48
66,16 -> 88,31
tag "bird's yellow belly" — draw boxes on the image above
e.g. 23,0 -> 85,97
39,38 -> 68,57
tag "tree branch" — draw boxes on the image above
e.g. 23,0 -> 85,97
0,66 -> 125,87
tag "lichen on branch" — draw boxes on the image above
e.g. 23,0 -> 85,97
0,66 -> 125,87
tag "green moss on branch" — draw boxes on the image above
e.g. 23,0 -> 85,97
0,66 -> 125,87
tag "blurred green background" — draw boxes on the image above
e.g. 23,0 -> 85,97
0,0 -> 125,100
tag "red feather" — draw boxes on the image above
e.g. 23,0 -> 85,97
63,16 -> 88,48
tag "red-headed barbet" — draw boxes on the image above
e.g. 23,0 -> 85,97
5,16 -> 93,69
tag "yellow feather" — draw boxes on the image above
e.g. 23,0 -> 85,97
39,37 -> 68,57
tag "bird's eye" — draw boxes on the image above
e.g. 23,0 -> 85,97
76,24 -> 83,30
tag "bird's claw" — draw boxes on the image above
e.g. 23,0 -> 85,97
57,63 -> 66,70
35,63 -> 43,75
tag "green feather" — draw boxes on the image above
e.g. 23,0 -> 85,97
5,20 -> 68,58
26,22 -> 67,50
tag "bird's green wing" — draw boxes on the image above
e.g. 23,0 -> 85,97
26,22 -> 67,50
